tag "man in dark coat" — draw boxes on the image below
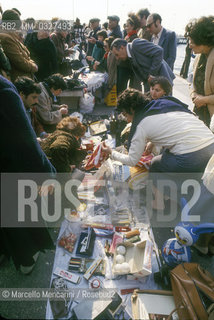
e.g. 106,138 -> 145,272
25,31 -> 58,81
107,15 -> 123,39
0,75 -> 56,274
146,13 -> 177,71
86,18 -> 101,56
111,38 -> 175,92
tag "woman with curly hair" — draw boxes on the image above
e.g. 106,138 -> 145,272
185,16 -> 214,129
41,116 -> 87,213
125,13 -> 141,42
102,89 -> 214,213
41,116 -> 87,173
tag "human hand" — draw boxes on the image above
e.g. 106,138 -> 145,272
93,61 -> 100,70
38,184 -> 54,197
60,107 -> 68,115
88,37 -> 96,44
86,56 -> 94,61
144,142 -> 154,155
101,141 -> 112,156
60,104 -> 68,109
70,165 -> 76,172
193,95 -> 208,108
32,63 -> 38,72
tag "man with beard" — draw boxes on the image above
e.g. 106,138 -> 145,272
14,76 -> 47,138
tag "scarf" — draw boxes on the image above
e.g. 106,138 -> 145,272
125,30 -> 137,40
127,96 -> 193,150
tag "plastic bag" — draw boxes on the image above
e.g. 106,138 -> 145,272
79,92 -> 95,114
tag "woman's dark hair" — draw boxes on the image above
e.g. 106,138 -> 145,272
111,38 -> 127,50
185,16 -> 214,46
127,13 -> 140,30
104,36 -> 115,48
117,88 -> 151,114
102,22 -> 108,30
149,76 -> 172,96
44,74 -> 67,90
97,29 -> 108,39
57,116 -> 86,137
14,76 -> 41,96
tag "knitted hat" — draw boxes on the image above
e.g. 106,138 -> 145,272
2,9 -> 21,21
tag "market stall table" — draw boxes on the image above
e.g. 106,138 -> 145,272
45,177 -> 161,320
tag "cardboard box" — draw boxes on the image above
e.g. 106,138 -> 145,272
131,290 -> 176,320
113,240 -> 153,277
58,89 -> 83,110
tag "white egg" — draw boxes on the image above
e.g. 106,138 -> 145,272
116,245 -> 126,255
114,264 -> 122,273
120,262 -> 130,274
115,254 -> 125,264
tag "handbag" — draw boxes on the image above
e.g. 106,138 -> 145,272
168,263 -> 214,320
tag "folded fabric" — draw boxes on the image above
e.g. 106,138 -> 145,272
84,143 -> 108,170
136,152 -> 154,169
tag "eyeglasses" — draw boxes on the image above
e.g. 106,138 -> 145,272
146,21 -> 154,28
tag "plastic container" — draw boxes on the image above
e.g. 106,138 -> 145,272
104,85 -> 117,107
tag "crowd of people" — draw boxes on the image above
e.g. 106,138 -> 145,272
0,5 -> 214,274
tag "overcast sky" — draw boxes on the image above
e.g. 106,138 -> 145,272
1,0 -> 214,35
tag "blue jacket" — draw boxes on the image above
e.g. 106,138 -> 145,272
158,28 -> 177,70
92,44 -> 105,62
109,25 -> 122,39
128,38 -> 175,85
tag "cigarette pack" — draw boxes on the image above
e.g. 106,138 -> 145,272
76,227 -> 96,257
53,267 -> 80,284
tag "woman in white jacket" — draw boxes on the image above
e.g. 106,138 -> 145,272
102,88 -> 214,209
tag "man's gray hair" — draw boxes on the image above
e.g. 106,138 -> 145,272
111,38 -> 127,50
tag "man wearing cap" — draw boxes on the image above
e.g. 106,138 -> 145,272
86,18 -> 101,56
107,15 -> 122,39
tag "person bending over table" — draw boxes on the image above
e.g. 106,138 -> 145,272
102,88 -> 214,209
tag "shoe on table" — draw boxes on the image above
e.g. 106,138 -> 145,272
20,252 -> 40,275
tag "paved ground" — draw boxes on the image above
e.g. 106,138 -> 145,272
0,75 -> 213,320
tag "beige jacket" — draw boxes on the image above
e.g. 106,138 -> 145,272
0,32 -> 37,81
191,48 -> 214,116
36,82 -> 62,125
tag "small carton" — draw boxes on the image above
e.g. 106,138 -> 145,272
113,240 -> 153,277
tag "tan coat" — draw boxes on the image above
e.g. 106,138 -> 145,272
0,32 -> 37,82
191,48 -> 214,117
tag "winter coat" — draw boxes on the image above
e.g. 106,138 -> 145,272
41,129 -> 87,172
0,33 -> 37,81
